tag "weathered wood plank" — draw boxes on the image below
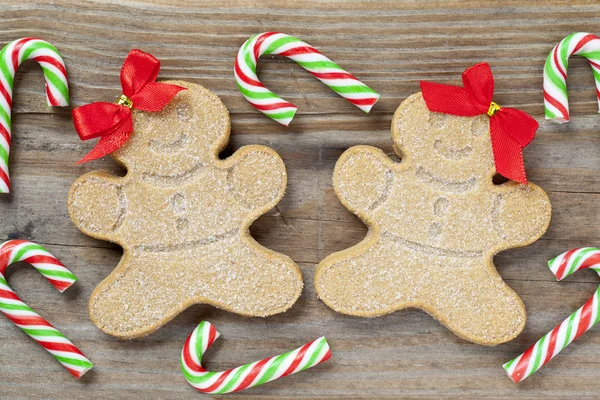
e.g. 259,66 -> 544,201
2,1 -> 600,399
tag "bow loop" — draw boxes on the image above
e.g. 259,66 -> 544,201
462,63 -> 494,111
72,49 -> 186,163
120,49 -> 161,98
420,62 -> 538,184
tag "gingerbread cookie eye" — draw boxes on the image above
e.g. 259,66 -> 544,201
433,139 -> 473,161
428,111 -> 449,129
68,82 -> 303,339
470,115 -> 488,136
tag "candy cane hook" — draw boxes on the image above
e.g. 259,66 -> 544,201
503,247 -> 600,383
235,32 -> 380,126
0,240 -> 93,378
181,321 -> 331,394
544,32 -> 600,123
0,38 -> 69,193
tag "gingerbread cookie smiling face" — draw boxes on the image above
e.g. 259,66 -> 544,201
69,81 -> 303,339
315,92 -> 551,345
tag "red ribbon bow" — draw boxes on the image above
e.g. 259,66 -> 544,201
73,49 -> 186,163
419,62 -> 538,184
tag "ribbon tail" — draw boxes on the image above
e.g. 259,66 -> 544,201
490,118 -> 528,184
77,119 -> 133,164
496,107 -> 539,148
121,49 -> 161,97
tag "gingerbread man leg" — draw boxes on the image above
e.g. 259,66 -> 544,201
421,254 -> 526,345
89,234 -> 302,339
316,236 -> 525,345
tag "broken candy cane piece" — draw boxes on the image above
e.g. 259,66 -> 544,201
0,240 -> 93,378
504,247 -> 600,383
181,321 -> 331,394
235,32 -> 380,126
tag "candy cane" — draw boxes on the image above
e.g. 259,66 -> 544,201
503,247 -> 600,383
543,32 -> 600,123
181,321 -> 331,394
0,240 -> 93,378
234,32 -> 380,126
0,38 -> 69,193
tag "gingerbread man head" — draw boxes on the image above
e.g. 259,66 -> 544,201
110,81 -> 230,178
392,92 -> 495,185
69,82 -> 303,339
315,92 -> 551,345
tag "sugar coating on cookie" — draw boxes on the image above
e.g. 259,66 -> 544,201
315,92 -> 551,346
68,81 -> 303,339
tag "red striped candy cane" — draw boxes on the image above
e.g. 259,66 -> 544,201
543,32 -> 600,123
0,240 -> 93,378
504,247 -> 600,383
0,38 -> 69,193
181,321 -> 331,394
235,32 -> 380,126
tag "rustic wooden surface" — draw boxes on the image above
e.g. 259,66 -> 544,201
1,0 -> 600,398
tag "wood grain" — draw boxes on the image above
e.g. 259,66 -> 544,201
1,0 -> 600,398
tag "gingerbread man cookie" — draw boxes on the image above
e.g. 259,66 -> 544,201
68,81 -> 303,339
315,92 -> 551,345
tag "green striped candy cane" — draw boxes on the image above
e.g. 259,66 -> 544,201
234,32 -> 380,126
504,247 -> 600,383
543,32 -> 600,123
0,240 -> 93,378
181,321 -> 331,393
0,38 -> 69,193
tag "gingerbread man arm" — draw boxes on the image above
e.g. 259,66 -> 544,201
67,171 -> 126,244
221,145 -> 287,215
333,145 -> 395,219
492,181 -> 552,249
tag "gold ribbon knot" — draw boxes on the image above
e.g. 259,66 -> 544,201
116,94 -> 133,109
487,101 -> 501,117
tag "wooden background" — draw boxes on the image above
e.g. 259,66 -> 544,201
1,1 -> 600,398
